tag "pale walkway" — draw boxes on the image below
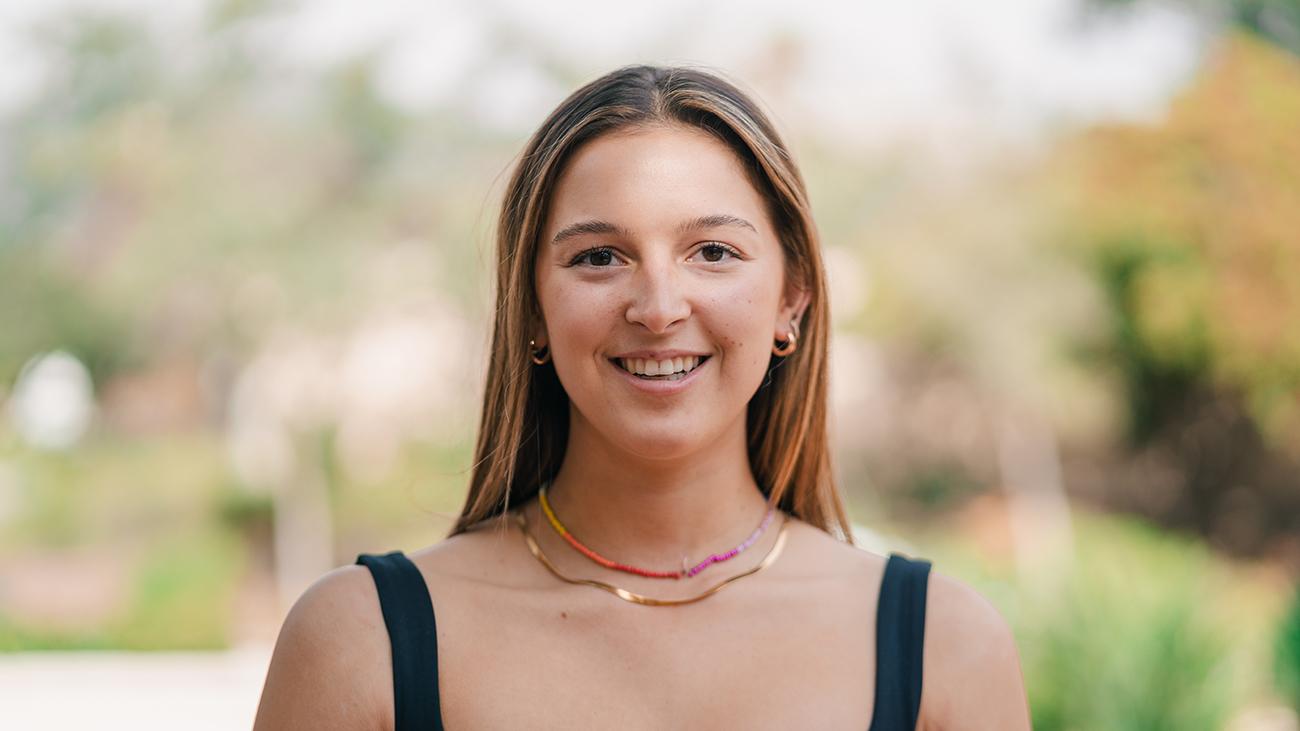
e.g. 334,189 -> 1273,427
0,646 -> 273,730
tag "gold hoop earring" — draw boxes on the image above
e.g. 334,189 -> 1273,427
529,339 -> 551,365
773,315 -> 800,357
773,330 -> 798,357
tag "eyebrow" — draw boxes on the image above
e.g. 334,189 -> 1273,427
550,213 -> 757,245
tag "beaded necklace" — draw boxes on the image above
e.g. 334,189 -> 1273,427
538,484 -> 776,579
516,509 -> 788,606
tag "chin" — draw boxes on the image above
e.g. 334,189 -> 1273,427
612,428 -> 708,462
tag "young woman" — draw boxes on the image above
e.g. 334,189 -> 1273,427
254,65 -> 1032,730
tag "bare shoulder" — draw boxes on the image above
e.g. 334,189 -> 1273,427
406,512 -> 540,586
254,515 -> 526,731
919,569 -> 1032,731
253,564 -> 392,731
779,517 -> 891,576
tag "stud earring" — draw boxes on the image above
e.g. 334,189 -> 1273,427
529,339 -> 551,365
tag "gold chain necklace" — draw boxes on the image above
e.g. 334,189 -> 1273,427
515,508 -> 789,606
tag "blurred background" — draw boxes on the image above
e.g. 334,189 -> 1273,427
1,0 -> 1298,728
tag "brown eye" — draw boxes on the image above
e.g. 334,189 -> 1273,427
569,247 -> 619,267
698,242 -> 740,263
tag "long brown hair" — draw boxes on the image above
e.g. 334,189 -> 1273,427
451,64 -> 852,543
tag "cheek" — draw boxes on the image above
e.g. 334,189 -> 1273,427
542,281 -> 616,360
702,286 -> 780,371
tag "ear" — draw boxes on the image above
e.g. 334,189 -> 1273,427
530,317 -> 548,348
775,284 -> 812,336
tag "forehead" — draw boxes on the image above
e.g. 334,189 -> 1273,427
544,124 -> 771,236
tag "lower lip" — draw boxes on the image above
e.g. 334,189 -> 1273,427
607,357 -> 710,395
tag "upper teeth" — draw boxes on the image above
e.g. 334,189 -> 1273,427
618,355 -> 704,376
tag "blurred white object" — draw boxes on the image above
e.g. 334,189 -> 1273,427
0,647 -> 272,731
7,350 -> 96,450
850,521 -> 920,560
1225,705 -> 1300,731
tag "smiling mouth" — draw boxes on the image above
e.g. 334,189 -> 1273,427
609,355 -> 710,381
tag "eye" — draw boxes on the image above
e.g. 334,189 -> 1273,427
693,242 -> 742,263
568,246 -> 622,268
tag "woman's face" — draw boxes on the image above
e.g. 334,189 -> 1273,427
534,123 -> 808,460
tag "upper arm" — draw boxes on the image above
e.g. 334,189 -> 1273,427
919,571 -> 1032,731
253,565 -> 392,731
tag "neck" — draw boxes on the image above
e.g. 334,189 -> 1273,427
542,408 -> 772,569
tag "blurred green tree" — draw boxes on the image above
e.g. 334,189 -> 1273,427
1092,0 -> 1300,56
1054,33 -> 1300,556
1278,584 -> 1300,710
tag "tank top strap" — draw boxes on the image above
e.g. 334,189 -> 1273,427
356,550 -> 444,731
869,551 -> 932,731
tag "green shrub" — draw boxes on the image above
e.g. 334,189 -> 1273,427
0,530 -> 245,651
1276,584 -> 1300,711
1022,514 -> 1236,731
107,530 -> 245,650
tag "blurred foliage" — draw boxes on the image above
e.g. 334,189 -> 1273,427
0,254 -> 140,387
916,505 -> 1285,731
901,462 -> 986,511
1092,0 -> 1300,56
1278,585 -> 1300,710
215,481 -> 274,534
1018,515 -> 1239,731
0,9 -> 505,389
1228,0 -> 1300,53
1059,32 -> 1300,451
0,529 -> 243,651
0,426 -> 469,650
110,530 -> 245,650
0,434 -> 243,650
1050,32 -> 1300,563
2,435 -> 227,552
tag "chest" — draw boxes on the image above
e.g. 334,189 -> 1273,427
434,583 -> 879,730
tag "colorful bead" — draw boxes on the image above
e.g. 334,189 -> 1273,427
538,484 -> 776,580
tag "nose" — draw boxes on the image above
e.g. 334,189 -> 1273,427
624,254 -> 691,333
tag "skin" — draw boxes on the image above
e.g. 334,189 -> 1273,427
254,124 -> 1033,730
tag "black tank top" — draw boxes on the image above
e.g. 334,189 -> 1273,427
356,549 -> 932,730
